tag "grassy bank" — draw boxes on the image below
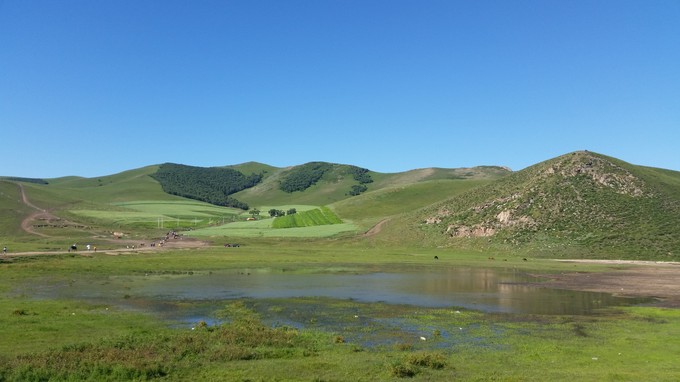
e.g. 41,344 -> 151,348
1,246 -> 679,380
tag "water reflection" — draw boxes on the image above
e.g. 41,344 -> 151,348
22,267 -> 647,316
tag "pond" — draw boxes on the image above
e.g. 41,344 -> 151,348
21,266 -> 648,321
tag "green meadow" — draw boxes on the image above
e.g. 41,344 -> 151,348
71,200 -> 245,230
1,247 -> 679,381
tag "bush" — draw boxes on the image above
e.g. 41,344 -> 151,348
390,362 -> 419,378
407,351 -> 447,369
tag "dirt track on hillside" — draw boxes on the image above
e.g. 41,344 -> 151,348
19,183 -> 52,237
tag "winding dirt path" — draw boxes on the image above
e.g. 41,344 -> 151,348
18,183 -> 52,237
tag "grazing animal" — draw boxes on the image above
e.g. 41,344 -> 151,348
522,258 -> 528,261
69,244 -> 77,252
434,255 -> 439,260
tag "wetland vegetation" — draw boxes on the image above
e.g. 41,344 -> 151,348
2,247 -> 679,381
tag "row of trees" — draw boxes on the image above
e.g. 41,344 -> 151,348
268,208 -> 297,217
152,163 -> 262,210
3,177 -> 49,185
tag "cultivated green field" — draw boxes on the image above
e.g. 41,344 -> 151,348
71,200 -> 245,230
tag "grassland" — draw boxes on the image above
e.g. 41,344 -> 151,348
1,247 -> 679,381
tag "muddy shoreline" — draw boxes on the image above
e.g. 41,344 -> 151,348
533,260 -> 680,308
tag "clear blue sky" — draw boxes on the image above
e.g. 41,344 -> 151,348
1,0 -> 678,178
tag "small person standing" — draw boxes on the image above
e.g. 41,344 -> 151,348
2,246 -> 7,254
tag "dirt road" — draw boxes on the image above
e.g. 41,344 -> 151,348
18,183 -> 52,237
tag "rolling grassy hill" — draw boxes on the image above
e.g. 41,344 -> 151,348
388,151 -> 680,259
1,161 -> 507,244
2,152 -> 679,260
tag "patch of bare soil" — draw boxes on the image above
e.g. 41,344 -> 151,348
536,261 -> 680,308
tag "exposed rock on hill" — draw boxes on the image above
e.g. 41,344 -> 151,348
420,151 -> 680,258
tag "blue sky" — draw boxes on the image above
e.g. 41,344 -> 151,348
1,1 -> 678,178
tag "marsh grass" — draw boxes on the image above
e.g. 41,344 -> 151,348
1,248 -> 679,380
0,301 -> 329,381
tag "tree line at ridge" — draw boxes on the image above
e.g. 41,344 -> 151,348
279,162 -> 373,194
151,163 -> 262,210
151,162 -> 375,210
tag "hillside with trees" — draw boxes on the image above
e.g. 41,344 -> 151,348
279,162 -> 334,193
279,162 -> 374,196
151,163 -> 262,209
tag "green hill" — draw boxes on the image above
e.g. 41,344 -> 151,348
231,162 -> 375,206
0,161 -> 508,243
403,151 -> 680,259
3,153 -> 679,260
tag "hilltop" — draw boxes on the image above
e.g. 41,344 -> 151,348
409,151 -> 680,259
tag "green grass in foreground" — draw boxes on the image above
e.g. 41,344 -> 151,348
1,299 -> 678,381
1,247 -> 679,380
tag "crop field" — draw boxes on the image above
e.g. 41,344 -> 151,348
68,200 -> 244,229
272,206 -> 343,228
177,205 -> 358,238
188,219 -> 359,238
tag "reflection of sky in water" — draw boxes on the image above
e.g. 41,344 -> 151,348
22,267 -> 649,316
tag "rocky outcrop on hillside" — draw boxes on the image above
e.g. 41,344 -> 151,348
420,151 -> 679,257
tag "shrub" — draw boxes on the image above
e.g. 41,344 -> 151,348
390,361 -> 419,378
407,351 -> 447,369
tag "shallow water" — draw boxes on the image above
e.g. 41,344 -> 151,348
15,266 -> 652,349
22,267 -> 647,319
